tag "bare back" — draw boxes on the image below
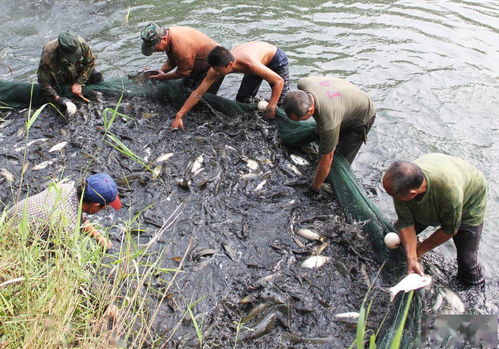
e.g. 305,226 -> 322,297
231,41 -> 278,74
168,27 -> 219,72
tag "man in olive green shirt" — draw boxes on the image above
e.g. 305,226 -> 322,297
37,31 -> 103,112
383,153 -> 487,285
282,76 -> 376,191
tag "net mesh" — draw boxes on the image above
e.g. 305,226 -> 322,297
0,77 -> 421,347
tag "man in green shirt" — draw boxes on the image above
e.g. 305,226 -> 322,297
282,76 -> 376,191
37,31 -> 103,113
383,153 -> 487,285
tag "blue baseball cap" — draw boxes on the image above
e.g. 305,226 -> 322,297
84,173 -> 122,210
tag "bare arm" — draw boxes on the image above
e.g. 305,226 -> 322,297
248,63 -> 283,118
311,152 -> 334,191
152,58 -> 193,80
82,220 -> 112,249
171,69 -> 219,129
399,225 -> 424,275
417,228 -> 455,258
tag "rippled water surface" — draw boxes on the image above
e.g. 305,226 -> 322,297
1,0 -> 498,277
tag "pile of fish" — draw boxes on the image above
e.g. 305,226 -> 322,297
1,93 -> 498,347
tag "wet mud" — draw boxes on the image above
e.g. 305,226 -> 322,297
1,92 -> 497,348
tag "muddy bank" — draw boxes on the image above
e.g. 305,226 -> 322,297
0,92 -> 497,348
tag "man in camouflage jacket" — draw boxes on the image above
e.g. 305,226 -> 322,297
37,31 -> 102,109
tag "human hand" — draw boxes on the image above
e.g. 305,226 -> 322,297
148,72 -> 166,80
407,259 -> 424,276
55,97 -> 77,116
71,83 -> 82,96
264,104 -> 276,119
96,235 -> 113,249
171,116 -> 184,130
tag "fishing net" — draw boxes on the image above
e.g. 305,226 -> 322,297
0,77 -> 421,347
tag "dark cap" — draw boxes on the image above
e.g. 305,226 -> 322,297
84,173 -> 122,210
58,31 -> 83,62
140,23 -> 163,56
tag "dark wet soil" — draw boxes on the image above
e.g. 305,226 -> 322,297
1,92 -> 497,348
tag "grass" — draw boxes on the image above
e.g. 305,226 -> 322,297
348,263 -> 417,349
0,97 -> 186,348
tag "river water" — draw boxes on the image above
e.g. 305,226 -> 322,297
1,0 -> 498,344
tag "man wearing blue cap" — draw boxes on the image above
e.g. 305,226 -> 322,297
37,31 -> 103,115
7,173 -> 121,249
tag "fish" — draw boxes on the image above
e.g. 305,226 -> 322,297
296,228 -> 323,242
334,312 -> 360,322
151,164 -> 162,180
14,137 -> 47,151
142,112 -> 158,119
282,331 -> 335,345
301,255 -> 330,269
253,179 -> 266,193
241,312 -> 277,342
389,274 -> 432,301
191,248 -> 217,261
222,243 -> 238,261
260,289 -> 287,304
240,173 -> 259,180
127,70 -> 162,85
48,141 -> 68,153
290,154 -> 309,166
32,160 -> 54,171
241,303 -> 272,323
286,163 -> 302,177
436,287 -> 465,314
154,152 -> 174,163
0,168 -> 14,183
245,159 -> 259,171
190,155 -> 204,174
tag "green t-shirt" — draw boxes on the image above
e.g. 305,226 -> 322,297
297,76 -> 375,154
394,153 -> 487,234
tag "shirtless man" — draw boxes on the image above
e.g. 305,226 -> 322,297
140,23 -> 223,93
171,41 -> 290,130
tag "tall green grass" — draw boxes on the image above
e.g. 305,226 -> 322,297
0,94 -> 184,348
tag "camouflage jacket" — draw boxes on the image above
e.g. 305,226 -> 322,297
37,37 -> 95,102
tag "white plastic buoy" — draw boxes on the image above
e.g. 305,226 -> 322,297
257,100 -> 269,112
384,232 -> 401,249
66,101 -> 77,116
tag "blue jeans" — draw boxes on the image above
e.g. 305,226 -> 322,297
235,47 -> 290,105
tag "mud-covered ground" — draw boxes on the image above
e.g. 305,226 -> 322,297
1,91 -> 497,348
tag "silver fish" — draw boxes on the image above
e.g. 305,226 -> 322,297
32,160 -> 54,171
301,255 -> 330,269
190,155 -> 204,174
0,168 -> 14,183
15,137 -> 47,152
286,163 -> 302,177
154,152 -> 174,163
334,312 -> 360,322
296,228 -> 323,242
253,179 -> 267,193
151,164 -> 162,180
436,287 -> 465,314
48,141 -> 68,152
290,154 -> 309,166
245,159 -> 259,171
389,274 -> 432,301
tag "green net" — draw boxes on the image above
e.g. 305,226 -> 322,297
0,77 -> 421,347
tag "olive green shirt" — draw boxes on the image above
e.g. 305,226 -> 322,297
37,37 -> 95,102
394,154 -> 487,234
297,76 -> 375,154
